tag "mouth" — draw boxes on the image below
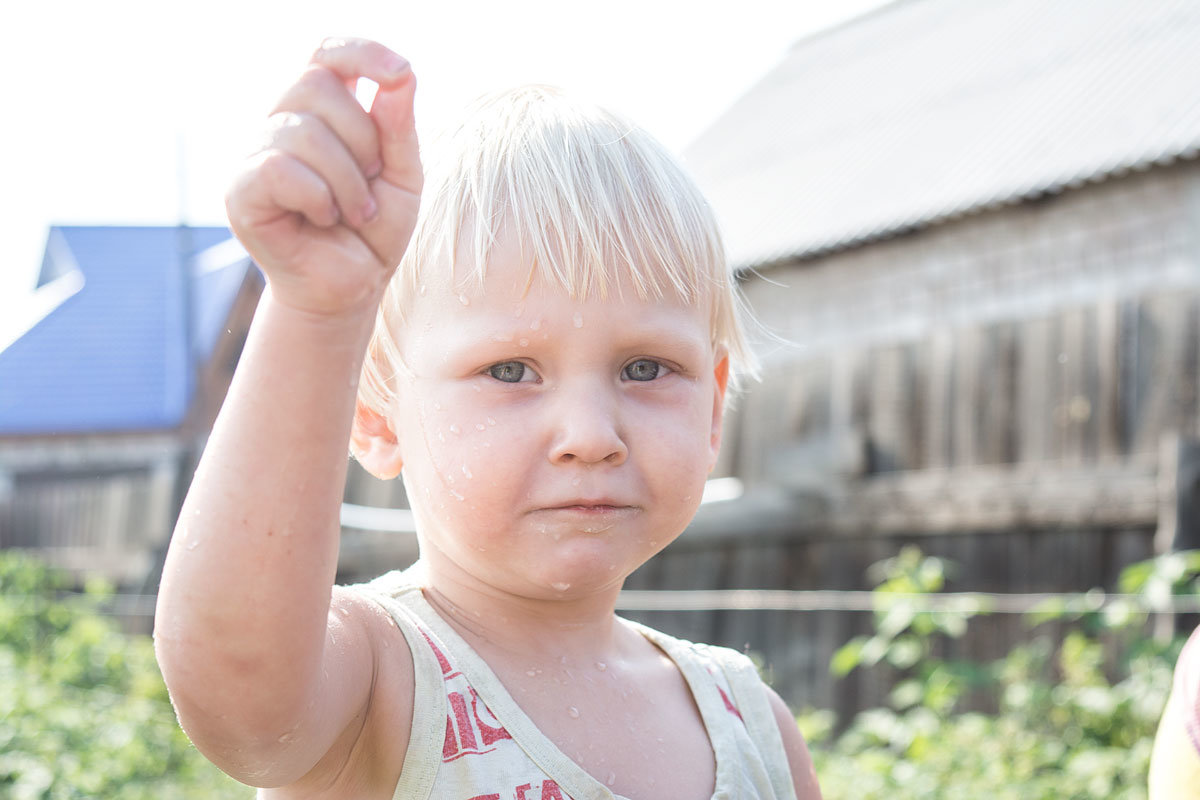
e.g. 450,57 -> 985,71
538,500 -> 637,515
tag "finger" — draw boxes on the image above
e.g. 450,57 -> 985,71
227,150 -> 339,235
266,112 -> 378,227
310,38 -> 411,89
359,71 -> 422,264
273,65 -> 383,180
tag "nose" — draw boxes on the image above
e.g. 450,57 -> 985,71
546,381 -> 628,466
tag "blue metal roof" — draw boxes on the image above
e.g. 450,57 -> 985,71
0,225 -> 251,435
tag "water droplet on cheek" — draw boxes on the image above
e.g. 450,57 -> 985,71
571,477 -> 581,487
606,771 -> 616,786
186,539 -> 199,551
461,464 -> 473,479
418,284 -> 427,296
458,294 -> 470,306
437,431 -> 446,442
573,312 -> 584,328
487,417 -> 497,425
519,338 -> 529,347
449,489 -> 465,501
551,581 -> 571,592
433,401 -> 442,411
567,706 -> 580,719
475,423 -> 486,431
449,424 -> 461,435
595,661 -> 607,672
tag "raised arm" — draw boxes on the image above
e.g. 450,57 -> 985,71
153,38 -> 421,787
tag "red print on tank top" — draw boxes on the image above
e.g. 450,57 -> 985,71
421,629 -> 515,761
465,781 -> 565,800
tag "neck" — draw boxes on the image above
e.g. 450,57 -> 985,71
413,554 -> 632,665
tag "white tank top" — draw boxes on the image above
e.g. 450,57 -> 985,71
353,569 -> 798,800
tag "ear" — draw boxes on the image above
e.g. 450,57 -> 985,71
708,354 -> 731,472
350,399 -> 405,480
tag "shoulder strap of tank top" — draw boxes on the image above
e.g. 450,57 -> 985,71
349,581 -> 447,800
703,645 -> 798,800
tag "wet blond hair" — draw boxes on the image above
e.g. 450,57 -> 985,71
358,85 -> 757,415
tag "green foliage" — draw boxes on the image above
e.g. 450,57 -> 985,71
0,552 -> 248,799
808,546 -> 1200,800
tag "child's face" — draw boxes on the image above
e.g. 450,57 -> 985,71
384,236 -> 729,599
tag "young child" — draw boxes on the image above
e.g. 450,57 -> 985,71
154,37 -> 822,800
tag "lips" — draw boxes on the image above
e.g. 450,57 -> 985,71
533,498 -> 637,515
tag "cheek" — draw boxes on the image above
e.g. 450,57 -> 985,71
400,391 -> 529,505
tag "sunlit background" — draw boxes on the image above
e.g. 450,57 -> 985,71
0,0 -> 886,319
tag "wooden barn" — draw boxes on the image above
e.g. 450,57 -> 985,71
619,0 -> 1200,714
0,226 -> 261,606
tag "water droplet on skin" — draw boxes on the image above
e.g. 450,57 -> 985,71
462,464 -> 473,479
514,304 -> 525,317
449,424 -> 461,435
419,284 -> 427,296
186,539 -> 199,551
433,402 -> 442,411
526,669 -> 537,677
472,384 -> 482,392
487,417 -> 497,425
446,473 -> 455,484
606,772 -> 616,786
277,733 -> 294,744
568,706 -> 580,719
519,338 -> 529,347
573,312 -> 584,328
476,423 -> 485,431
551,582 -> 571,592
458,293 -> 470,306
595,661 -> 607,671
571,477 -> 581,486
530,317 -> 542,330
492,332 -> 514,343
437,432 -> 446,442
450,489 -> 465,501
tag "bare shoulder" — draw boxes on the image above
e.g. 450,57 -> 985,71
264,586 -> 417,799
763,685 -> 824,800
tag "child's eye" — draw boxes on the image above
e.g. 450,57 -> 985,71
622,359 -> 669,382
488,362 -> 535,383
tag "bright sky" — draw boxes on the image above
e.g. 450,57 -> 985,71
0,0 -> 889,323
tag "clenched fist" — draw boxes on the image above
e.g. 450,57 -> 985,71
226,38 -> 422,319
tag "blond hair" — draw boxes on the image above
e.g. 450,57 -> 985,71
358,85 -> 757,415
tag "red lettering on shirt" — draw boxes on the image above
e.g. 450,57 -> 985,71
443,714 -> 458,759
513,781 -> 564,800
450,691 -> 480,750
441,687 -> 513,761
471,687 -> 514,745
466,796 -> 501,800
718,685 -> 743,720
420,628 -> 461,679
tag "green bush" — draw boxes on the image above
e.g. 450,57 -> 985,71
804,547 -> 1200,800
0,552 -> 248,799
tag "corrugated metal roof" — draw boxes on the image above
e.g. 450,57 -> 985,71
683,0 -> 1200,269
0,226 -> 248,435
